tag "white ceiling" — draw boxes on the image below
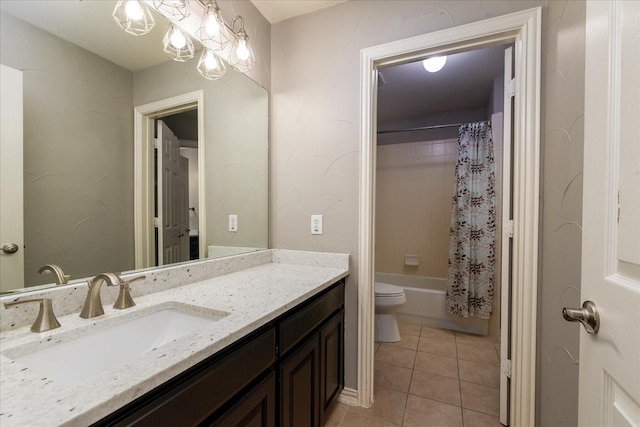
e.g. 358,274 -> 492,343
250,0 -> 346,23
377,44 -> 509,124
0,0 -> 171,72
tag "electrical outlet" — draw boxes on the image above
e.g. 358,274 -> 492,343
311,215 -> 323,235
229,214 -> 238,232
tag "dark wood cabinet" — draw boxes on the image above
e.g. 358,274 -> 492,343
279,308 -> 344,427
94,279 -> 345,427
319,310 -> 344,423
209,372 -> 276,427
280,334 -> 320,427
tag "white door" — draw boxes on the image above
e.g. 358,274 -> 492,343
577,1 -> 640,425
177,156 -> 189,262
156,120 -> 189,266
499,46 -> 514,426
0,65 -> 24,292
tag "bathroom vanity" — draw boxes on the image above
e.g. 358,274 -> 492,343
0,250 -> 349,427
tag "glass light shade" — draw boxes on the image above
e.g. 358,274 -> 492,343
196,2 -> 231,51
153,0 -> 190,21
163,25 -> 195,62
422,56 -> 447,73
228,28 -> 255,73
112,0 -> 155,36
197,49 -> 227,80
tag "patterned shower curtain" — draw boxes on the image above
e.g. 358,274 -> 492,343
446,122 -> 496,319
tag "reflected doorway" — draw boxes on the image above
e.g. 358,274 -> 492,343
134,91 -> 206,270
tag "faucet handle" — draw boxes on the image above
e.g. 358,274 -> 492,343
4,298 -> 61,332
113,275 -> 146,310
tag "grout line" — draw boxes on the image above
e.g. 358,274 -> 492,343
456,333 -> 466,427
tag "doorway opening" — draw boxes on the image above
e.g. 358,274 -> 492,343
373,42 -> 513,424
356,8 -> 541,427
134,91 -> 206,270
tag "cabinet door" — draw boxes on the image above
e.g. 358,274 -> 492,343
210,372 -> 276,427
280,335 -> 320,427
320,309 -> 344,422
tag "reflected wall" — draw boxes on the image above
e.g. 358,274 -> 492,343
1,12 -> 135,286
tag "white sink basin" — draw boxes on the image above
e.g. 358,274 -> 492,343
5,303 -> 228,385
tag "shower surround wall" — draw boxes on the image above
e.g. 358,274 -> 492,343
376,139 -> 457,278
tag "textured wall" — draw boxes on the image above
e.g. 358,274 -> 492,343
270,0 -> 548,391
134,61 -> 269,252
271,2 -> 585,422
536,1 -> 586,426
1,13 -> 135,286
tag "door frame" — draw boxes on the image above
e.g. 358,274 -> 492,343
356,7 -> 541,426
134,90 -> 206,269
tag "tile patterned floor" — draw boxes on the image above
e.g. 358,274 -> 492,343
323,322 -> 503,427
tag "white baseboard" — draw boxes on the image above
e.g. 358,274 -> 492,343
337,387 -> 360,406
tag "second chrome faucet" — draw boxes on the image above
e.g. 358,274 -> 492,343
80,273 -> 145,319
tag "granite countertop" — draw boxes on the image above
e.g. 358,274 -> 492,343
0,250 -> 349,427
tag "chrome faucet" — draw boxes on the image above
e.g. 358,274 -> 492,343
38,264 -> 70,285
80,273 -> 146,319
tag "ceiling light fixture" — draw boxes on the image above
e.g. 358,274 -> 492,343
422,56 -> 447,73
163,24 -> 195,61
197,48 -> 227,80
196,0 -> 231,51
112,0 -> 155,36
112,0 -> 258,79
153,0 -> 190,21
228,16 -> 255,73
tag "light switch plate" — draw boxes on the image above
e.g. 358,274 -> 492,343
229,214 -> 238,232
311,215 -> 322,235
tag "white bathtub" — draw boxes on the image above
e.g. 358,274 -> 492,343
376,272 -> 489,336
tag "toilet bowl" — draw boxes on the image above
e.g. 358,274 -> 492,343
375,282 -> 407,342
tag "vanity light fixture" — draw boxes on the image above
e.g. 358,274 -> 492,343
228,16 -> 255,73
422,56 -> 447,73
196,0 -> 231,51
153,0 -> 190,21
197,48 -> 227,80
163,24 -> 195,61
112,0 -> 155,36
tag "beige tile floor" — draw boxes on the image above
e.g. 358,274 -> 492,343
323,322 -> 503,427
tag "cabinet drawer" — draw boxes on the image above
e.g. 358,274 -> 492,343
102,327 -> 276,427
279,281 -> 344,356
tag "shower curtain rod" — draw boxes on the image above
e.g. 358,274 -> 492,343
377,120 -> 489,135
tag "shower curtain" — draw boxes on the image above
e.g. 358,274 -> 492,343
446,121 -> 496,319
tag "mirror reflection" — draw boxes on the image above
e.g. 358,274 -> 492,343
0,0 -> 268,293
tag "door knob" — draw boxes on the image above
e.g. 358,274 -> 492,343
562,300 -> 600,334
2,243 -> 19,254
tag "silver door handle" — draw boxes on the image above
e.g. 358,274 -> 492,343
562,301 -> 600,334
2,243 -> 19,254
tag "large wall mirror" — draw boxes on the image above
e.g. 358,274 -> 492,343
0,1 -> 269,293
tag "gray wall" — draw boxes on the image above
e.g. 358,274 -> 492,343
537,1 -> 585,426
1,12 -> 135,286
270,1 -> 586,424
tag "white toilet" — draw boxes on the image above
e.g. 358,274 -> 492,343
374,282 -> 407,342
